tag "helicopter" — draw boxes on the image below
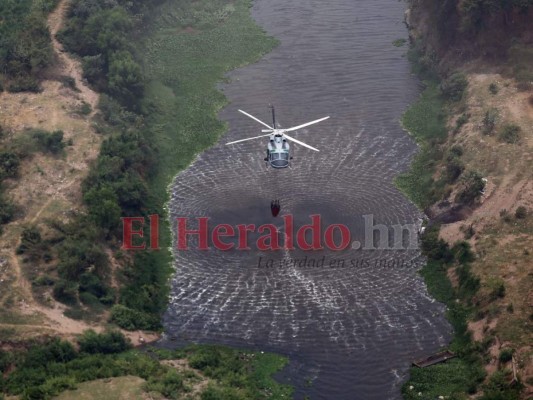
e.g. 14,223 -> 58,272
225,106 -> 330,168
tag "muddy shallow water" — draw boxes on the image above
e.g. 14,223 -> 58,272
161,0 -> 451,398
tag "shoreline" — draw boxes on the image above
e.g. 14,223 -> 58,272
399,4 -> 532,398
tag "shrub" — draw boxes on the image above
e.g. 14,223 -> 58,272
515,206 -> 527,219
500,209 -> 512,223
109,304 -> 161,331
17,226 -> 45,260
7,76 -> 41,93
59,75 -> 78,91
79,272 -> 109,299
0,195 -> 16,224
490,282 -> 506,300
455,171 -> 485,205
0,349 -> 14,373
39,376 -> 78,398
445,156 -> 464,183
481,369 -> 522,400
0,151 -> 21,179
189,347 -> 222,370
56,236 -> 109,281
454,114 -> 469,133
463,224 -> 475,239
440,72 -> 468,102
421,225 -> 454,263
499,124 -> 521,144
145,370 -> 184,399
78,102 -> 92,115
32,275 -> 55,287
78,330 -> 131,354
456,264 -> 480,298
452,241 -> 475,264
450,145 -> 464,157
32,130 -> 66,154
83,186 -> 121,232
52,279 -> 78,305
22,339 -> 77,369
482,109 -> 498,135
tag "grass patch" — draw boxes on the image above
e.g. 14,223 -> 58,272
393,38 -> 407,47
54,376 -> 146,400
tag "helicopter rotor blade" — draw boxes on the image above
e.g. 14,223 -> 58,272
284,134 -> 319,152
226,133 -> 272,146
283,116 -> 330,132
238,109 -> 274,130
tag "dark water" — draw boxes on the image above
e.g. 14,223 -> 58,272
162,0 -> 451,398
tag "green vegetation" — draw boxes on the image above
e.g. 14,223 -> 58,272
455,171 -> 485,206
498,348 -> 514,363
499,124 -> 521,144
480,369 -> 523,400
40,0 -> 277,331
57,1 -> 157,109
454,113 -> 469,133
396,81 -> 447,209
0,128 -> 20,230
514,206 -> 527,219
54,376 -> 146,400
440,72 -> 468,102
393,38 -> 407,47
32,129 -> 66,154
77,102 -> 92,116
0,333 -> 291,400
400,38 -> 524,400
0,0 -> 59,92
168,345 -> 292,399
403,226 -> 487,399
482,108 -> 498,135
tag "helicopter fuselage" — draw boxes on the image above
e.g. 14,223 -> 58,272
266,134 -> 290,168
225,107 -> 328,168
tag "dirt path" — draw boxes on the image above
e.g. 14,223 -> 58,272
47,0 -> 99,114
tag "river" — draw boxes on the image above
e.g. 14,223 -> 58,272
161,0 -> 451,398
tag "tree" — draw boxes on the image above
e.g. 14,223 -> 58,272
83,185 -> 121,231
77,330 -> 131,354
107,50 -> 144,107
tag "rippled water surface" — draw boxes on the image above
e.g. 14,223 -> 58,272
162,0 -> 451,398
